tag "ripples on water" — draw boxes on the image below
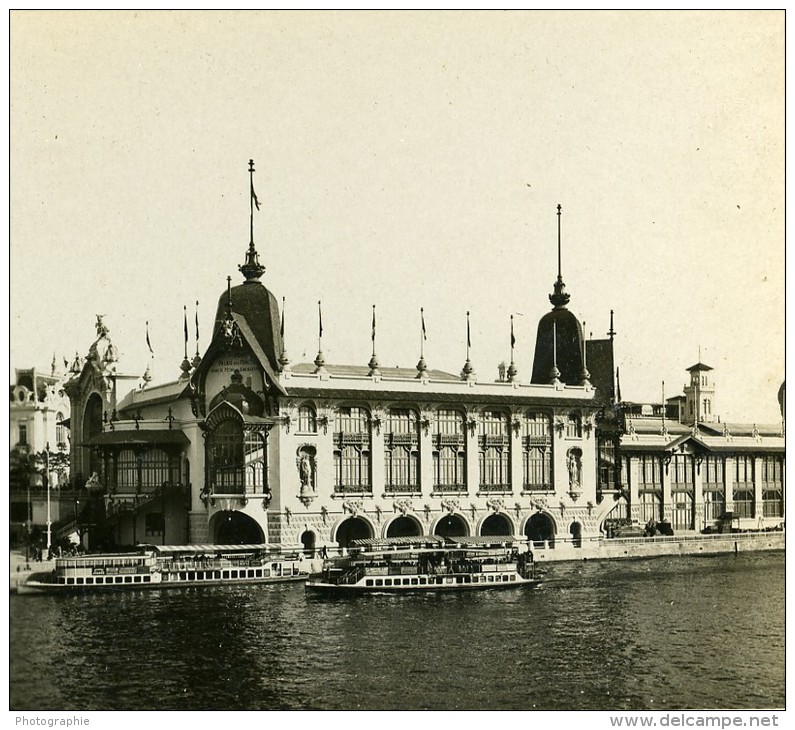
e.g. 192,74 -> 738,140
10,552 -> 784,710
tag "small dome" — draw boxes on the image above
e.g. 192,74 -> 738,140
530,307 -> 585,386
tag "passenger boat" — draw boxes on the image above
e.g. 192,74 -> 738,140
305,535 -> 541,594
16,543 -> 309,594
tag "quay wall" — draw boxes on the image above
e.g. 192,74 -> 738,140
532,531 -> 785,563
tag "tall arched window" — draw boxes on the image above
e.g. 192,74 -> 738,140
205,412 -> 270,497
433,409 -> 466,492
479,410 -> 510,492
55,412 -> 67,448
384,408 -> 419,493
333,406 -> 371,494
523,412 -> 552,491
565,413 -> 581,438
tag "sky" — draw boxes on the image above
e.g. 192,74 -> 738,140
9,10 -> 785,424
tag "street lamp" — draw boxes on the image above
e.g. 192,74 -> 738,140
45,442 -> 52,553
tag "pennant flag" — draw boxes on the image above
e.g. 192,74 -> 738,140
421,308 -> 427,340
183,306 -> 188,344
251,178 -> 260,211
146,321 -> 154,356
371,305 -> 376,342
195,301 -> 199,343
280,297 -> 285,338
466,311 -> 471,349
318,300 -> 323,338
511,315 -> 515,349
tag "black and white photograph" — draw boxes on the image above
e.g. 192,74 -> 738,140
8,9 -> 785,716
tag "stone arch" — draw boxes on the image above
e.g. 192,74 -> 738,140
524,511 -> 556,547
82,392 -> 104,479
384,514 -> 423,539
432,512 -> 471,538
209,510 -> 265,544
478,511 -> 515,537
333,515 -> 375,549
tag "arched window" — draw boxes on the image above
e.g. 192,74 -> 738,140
384,408 -> 419,492
333,407 -> 371,494
298,405 -> 317,433
522,412 -> 552,491
55,412 -> 67,447
433,409 -> 466,492
478,410 -> 509,492
205,415 -> 269,497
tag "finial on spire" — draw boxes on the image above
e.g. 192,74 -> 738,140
549,204 -> 570,308
608,309 -> 616,340
192,301 -> 202,368
239,160 -> 266,283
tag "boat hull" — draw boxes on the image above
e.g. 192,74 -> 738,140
305,575 -> 541,594
17,573 -> 307,594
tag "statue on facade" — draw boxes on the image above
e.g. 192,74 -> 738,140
567,448 -> 581,490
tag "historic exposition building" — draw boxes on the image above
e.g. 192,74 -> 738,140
58,174 -> 785,553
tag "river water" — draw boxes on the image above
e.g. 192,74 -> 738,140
10,551 -> 784,711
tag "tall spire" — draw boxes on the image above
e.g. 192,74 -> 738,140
239,159 -> 266,283
461,311 -> 475,380
549,204 -> 571,308
507,314 -> 518,382
192,301 -> 202,368
368,305 -> 380,376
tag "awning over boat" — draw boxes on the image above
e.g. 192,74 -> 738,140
82,430 -> 190,447
351,536 -> 446,548
445,536 -> 519,547
142,543 -> 282,555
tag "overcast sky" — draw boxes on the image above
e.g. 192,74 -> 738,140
9,10 -> 785,424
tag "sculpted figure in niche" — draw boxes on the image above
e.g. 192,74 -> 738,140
567,449 -> 581,490
298,453 -> 315,494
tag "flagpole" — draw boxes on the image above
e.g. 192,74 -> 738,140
372,305 -> 376,357
420,307 -> 425,358
510,314 -> 515,361
318,300 -> 323,352
249,159 -> 255,246
466,311 -> 471,360
195,301 -> 200,357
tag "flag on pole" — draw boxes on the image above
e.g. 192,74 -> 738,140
195,302 -> 199,344
466,311 -> 471,348
280,297 -> 285,339
318,300 -> 323,338
511,316 -> 516,350
421,308 -> 426,340
251,178 -> 260,211
183,306 -> 188,345
371,305 -> 376,342
146,321 -> 154,356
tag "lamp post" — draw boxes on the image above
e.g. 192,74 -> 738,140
45,442 -> 52,553
25,475 -> 32,570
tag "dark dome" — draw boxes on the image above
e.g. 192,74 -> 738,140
214,280 -> 283,374
531,307 -> 585,386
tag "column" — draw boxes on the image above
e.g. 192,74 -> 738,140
693,456 -> 704,532
419,418 -> 434,497
661,456 -> 672,522
627,455 -> 640,523
723,456 -> 735,513
753,456 -> 764,526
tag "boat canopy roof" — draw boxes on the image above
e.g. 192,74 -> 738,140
445,536 -> 519,547
141,543 -> 284,555
350,536 -> 446,549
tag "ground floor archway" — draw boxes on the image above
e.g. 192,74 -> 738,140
386,515 -> 422,538
525,512 -> 555,547
570,521 -> 582,548
335,516 -> 374,549
433,513 -> 469,538
301,530 -> 316,556
211,511 -> 264,544
480,512 -> 513,536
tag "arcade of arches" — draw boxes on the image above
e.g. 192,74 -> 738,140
525,512 -> 556,546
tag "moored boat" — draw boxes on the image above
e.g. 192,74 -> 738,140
16,543 -> 308,594
305,535 -> 541,594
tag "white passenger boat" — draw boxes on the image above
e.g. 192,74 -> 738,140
305,535 -> 541,594
16,543 -> 308,594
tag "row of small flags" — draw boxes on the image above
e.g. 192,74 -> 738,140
302,302 -> 518,349
142,301 -> 524,358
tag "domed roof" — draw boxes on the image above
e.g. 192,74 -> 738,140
530,305 -> 585,386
